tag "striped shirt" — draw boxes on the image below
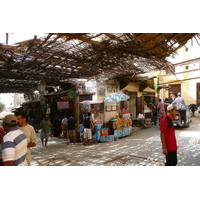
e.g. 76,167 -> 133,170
2,127 -> 28,166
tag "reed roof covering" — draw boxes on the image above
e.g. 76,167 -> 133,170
0,33 -> 199,93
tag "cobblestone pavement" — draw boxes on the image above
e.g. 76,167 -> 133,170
31,112 -> 200,166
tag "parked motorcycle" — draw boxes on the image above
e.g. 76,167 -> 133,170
188,104 -> 197,117
198,106 -> 200,114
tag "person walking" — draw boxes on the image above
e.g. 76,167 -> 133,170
2,114 -> 27,166
83,112 -> 93,145
67,114 -> 77,145
61,115 -> 68,138
52,115 -> 61,137
172,92 -> 187,124
40,115 -> 52,147
169,92 -> 175,103
160,104 -> 178,166
157,99 -> 167,124
15,111 -> 37,166
151,104 -> 158,125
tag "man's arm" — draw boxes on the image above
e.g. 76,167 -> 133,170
27,142 -> 36,147
90,118 -> 93,126
160,132 -> 168,155
3,161 -> 13,166
171,99 -> 177,105
28,126 -> 37,147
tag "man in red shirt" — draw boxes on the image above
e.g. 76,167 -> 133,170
160,104 -> 178,166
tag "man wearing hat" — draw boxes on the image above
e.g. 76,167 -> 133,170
2,114 -> 27,166
172,92 -> 186,124
160,104 -> 178,166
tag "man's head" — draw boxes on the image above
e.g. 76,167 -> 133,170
167,104 -> 178,118
45,115 -> 49,121
177,92 -> 181,96
3,114 -> 18,131
15,111 -> 28,127
87,112 -> 91,117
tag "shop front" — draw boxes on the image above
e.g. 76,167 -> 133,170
79,92 -> 133,143
136,89 -> 158,122
43,91 -> 76,137
79,100 -> 104,142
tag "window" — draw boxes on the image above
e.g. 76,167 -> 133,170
105,105 -> 118,111
185,66 -> 189,70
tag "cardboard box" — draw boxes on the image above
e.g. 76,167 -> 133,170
101,128 -> 109,136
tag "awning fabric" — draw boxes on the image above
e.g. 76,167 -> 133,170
79,100 -> 103,104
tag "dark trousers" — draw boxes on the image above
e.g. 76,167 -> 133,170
151,115 -> 157,125
165,150 -> 177,166
138,119 -> 145,127
178,110 -> 186,123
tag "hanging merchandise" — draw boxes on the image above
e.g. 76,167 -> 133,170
77,85 -> 83,94
57,101 -> 69,109
46,107 -> 51,114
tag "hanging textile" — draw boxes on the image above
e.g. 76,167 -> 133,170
57,101 -> 69,110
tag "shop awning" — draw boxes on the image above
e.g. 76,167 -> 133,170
104,92 -> 130,102
79,100 -> 103,104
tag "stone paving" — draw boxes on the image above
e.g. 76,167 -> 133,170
31,112 -> 200,166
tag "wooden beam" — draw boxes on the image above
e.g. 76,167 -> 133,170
57,33 -> 113,49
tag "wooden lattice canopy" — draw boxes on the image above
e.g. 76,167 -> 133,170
0,33 -> 199,93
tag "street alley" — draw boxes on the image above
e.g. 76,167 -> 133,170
31,112 -> 200,166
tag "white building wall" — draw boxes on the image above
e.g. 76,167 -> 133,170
162,37 -> 200,104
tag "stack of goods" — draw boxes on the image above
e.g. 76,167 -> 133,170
114,114 -> 132,129
121,112 -> 130,118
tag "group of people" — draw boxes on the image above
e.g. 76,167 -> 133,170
136,92 -> 187,129
0,91 -> 185,166
158,92 -> 187,125
160,92 -> 188,166
60,114 -> 77,145
135,92 -> 186,166
0,111 -> 37,166
0,110 -> 79,166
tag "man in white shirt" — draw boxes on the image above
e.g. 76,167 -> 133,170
137,111 -> 147,128
15,111 -> 37,166
172,93 -> 187,124
61,116 -> 70,144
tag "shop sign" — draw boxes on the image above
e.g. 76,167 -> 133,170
142,92 -> 155,96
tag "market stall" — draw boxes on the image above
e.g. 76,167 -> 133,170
79,93 -> 133,143
79,100 -> 103,142
100,92 -> 132,142
100,113 -> 132,142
